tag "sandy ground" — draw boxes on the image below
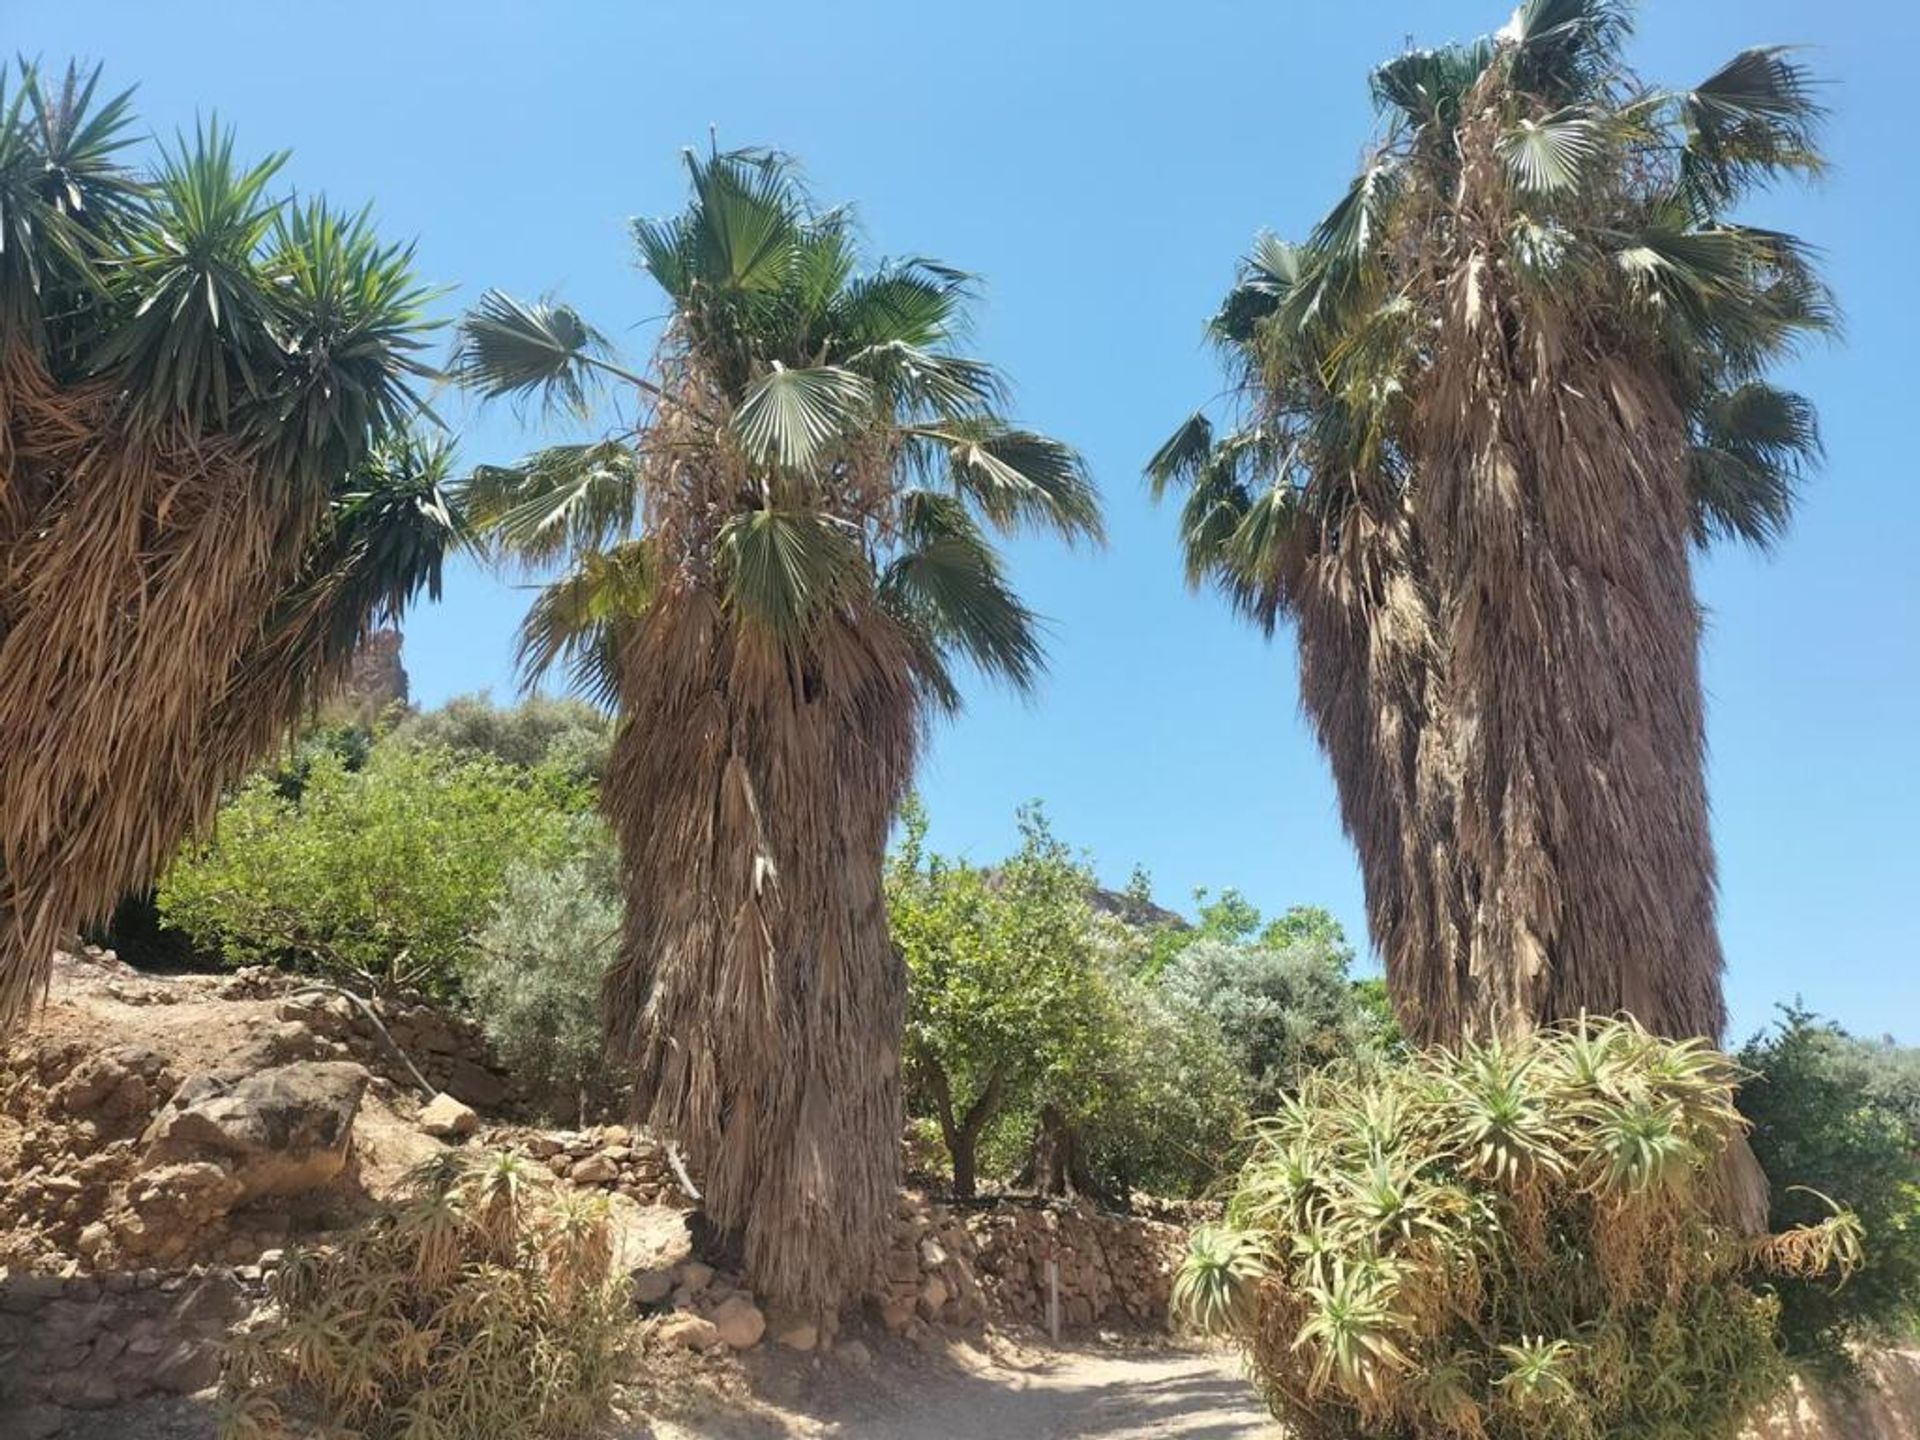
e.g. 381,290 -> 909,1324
630,1340 -> 1282,1440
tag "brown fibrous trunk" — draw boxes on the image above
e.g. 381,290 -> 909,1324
602,586 -> 919,1314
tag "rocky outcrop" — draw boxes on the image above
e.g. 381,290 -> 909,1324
141,1060 -> 369,1201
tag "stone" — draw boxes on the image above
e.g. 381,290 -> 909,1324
151,1336 -> 223,1394
879,1298 -> 914,1332
711,1296 -> 766,1350
418,1092 -> 479,1138
142,1061 -> 368,1200
656,1313 -> 721,1351
3,1403 -> 65,1440
919,1275 -> 949,1319
675,1260 -> 715,1294
837,1339 -> 873,1368
440,1056 -> 509,1109
919,1237 -> 949,1268
570,1153 -> 619,1185
119,1162 -> 244,1259
632,1268 -> 675,1305
774,1319 -> 819,1353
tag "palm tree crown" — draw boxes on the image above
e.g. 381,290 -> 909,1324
454,147 -> 1100,704
0,64 -> 456,1031
1152,0 -> 1829,621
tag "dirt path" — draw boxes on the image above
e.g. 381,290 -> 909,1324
638,1343 -> 1283,1440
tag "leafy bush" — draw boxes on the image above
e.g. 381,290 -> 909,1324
1181,1020 -> 1859,1440
1164,929 -> 1391,1117
216,1150 -> 630,1440
1739,1006 -> 1920,1370
1069,977 -> 1248,1198
159,744 -> 586,995
391,692 -> 613,785
467,825 -> 623,1120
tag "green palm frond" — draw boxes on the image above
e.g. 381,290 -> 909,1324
449,289 -> 616,415
716,507 -> 865,642
683,146 -> 801,293
728,361 -> 874,471
1371,42 -> 1497,134
1688,381 -> 1819,549
516,541 -> 657,704
1681,47 -> 1825,211
1498,109 -> 1604,196
915,419 -> 1103,544
881,490 -> 1045,693
458,441 -> 642,569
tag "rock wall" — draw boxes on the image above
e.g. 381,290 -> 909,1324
0,1266 -> 257,1436
872,1191 -> 1186,1337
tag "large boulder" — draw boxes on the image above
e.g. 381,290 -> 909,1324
142,1061 -> 369,1201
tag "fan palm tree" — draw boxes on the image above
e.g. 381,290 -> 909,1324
1152,2 -> 1829,1057
452,147 -> 1099,1312
0,64 -> 455,1031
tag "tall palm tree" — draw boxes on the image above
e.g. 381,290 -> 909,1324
453,148 -> 1099,1312
0,64 -> 455,1031
1152,2 -> 1829,1056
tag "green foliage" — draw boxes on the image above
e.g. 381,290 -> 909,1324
1065,975 -> 1249,1198
1164,925 -> 1393,1118
217,1150 -> 629,1440
391,693 -> 614,786
888,799 -> 1116,1195
466,826 -> 623,1117
1739,1006 -> 1920,1370
158,744 -> 586,994
1183,1020 -> 1860,1440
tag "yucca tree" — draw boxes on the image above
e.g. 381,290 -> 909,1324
452,148 -> 1099,1312
1152,3 -> 1830,1058
0,64 -> 455,1031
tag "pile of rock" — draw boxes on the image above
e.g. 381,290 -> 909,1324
0,1266 -> 259,1435
871,1191 -> 1186,1336
490,1123 -> 692,1208
1,1041 -> 180,1269
271,989 -> 515,1113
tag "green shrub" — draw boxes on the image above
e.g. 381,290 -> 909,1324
1739,1006 -> 1920,1371
217,1150 -> 630,1440
467,825 -> 622,1120
391,692 -> 612,786
1071,977 -> 1248,1198
1163,929 -> 1392,1117
158,744 -> 586,995
1181,1020 -> 1860,1440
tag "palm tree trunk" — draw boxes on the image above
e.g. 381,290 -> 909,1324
602,588 -> 920,1314
0,391 -> 320,1032
1293,120 -> 1759,1227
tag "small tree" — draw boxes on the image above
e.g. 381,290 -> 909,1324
1164,921 -> 1389,1118
1739,1006 -> 1920,1371
888,800 -> 1107,1197
391,692 -> 613,786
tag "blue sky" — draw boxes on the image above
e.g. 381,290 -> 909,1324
16,1 -> 1917,1042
